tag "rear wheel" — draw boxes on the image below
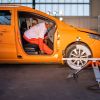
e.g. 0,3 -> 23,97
65,43 -> 92,70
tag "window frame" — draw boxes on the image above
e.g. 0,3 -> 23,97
18,10 -> 57,53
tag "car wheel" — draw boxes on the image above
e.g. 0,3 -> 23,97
65,43 -> 92,70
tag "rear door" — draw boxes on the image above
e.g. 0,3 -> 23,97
0,8 -> 17,61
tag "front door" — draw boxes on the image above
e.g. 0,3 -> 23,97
15,10 -> 58,63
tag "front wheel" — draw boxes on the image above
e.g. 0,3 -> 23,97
65,43 -> 92,70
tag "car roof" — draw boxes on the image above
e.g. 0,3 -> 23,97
0,4 -> 57,20
0,4 -> 61,25
0,4 -> 31,9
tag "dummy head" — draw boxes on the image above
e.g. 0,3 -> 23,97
32,19 -> 38,26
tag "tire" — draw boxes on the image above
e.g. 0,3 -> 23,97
65,43 -> 92,70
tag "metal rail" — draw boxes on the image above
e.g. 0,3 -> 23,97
92,61 -> 100,88
62,58 -> 100,61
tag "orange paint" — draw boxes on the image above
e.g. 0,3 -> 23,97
0,5 -> 100,65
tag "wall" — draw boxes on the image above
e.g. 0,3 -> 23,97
91,0 -> 100,16
62,16 -> 98,32
61,0 -> 100,33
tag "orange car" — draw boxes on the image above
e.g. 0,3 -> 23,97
0,5 -> 100,70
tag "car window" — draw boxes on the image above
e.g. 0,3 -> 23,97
0,10 -> 11,25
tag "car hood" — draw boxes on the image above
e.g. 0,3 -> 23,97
76,27 -> 97,34
56,20 -> 98,35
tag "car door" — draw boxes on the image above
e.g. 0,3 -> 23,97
15,9 -> 59,63
0,8 -> 17,61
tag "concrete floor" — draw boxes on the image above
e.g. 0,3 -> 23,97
0,64 -> 100,100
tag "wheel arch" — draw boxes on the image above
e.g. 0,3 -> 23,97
64,41 -> 93,57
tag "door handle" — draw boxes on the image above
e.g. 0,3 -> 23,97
0,30 -> 7,32
17,55 -> 22,59
0,32 -> 3,36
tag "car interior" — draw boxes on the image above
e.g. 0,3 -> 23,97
18,12 -> 56,55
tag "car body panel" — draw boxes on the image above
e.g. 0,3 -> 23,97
0,5 -> 100,64
0,7 -> 17,60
